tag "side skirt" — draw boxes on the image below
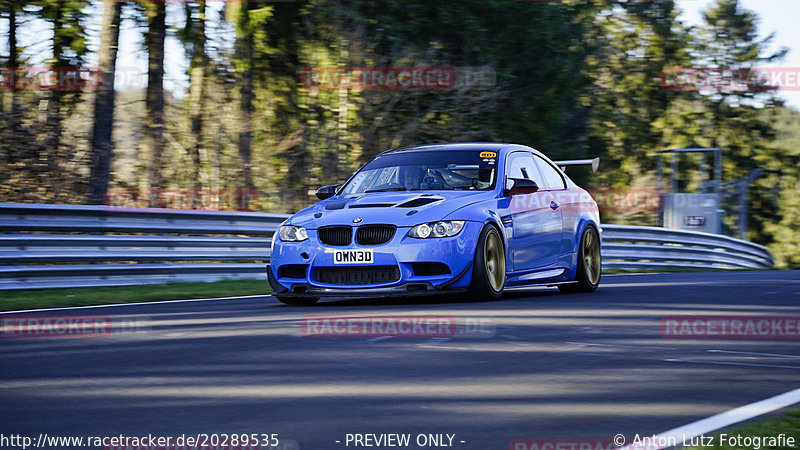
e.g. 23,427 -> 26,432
506,267 -> 567,286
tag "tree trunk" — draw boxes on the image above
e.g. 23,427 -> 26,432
142,1 -> 166,200
235,2 -> 255,193
187,1 -> 207,195
2,2 -> 20,164
87,0 -> 122,205
5,2 -> 18,110
43,0 -> 68,200
46,0 -> 65,148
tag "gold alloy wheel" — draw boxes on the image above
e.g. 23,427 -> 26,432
484,229 -> 505,292
583,227 -> 601,285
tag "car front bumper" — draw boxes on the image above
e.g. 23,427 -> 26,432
268,222 -> 480,297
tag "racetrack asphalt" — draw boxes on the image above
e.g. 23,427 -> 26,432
1,270 -> 799,450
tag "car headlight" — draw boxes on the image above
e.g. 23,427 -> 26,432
279,225 -> 308,242
408,220 -> 465,239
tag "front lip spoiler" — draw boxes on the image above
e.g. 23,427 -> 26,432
277,282 -> 468,298
266,264 -> 288,294
268,261 -> 474,298
435,261 -> 472,289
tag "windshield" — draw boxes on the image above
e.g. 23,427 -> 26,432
339,150 -> 498,195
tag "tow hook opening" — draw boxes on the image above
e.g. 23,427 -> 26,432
406,284 -> 428,292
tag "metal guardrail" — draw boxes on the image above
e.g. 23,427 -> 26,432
0,203 -> 286,289
0,203 -> 773,290
601,224 -> 774,270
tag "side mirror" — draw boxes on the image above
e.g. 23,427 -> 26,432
315,184 -> 339,200
504,178 -> 539,197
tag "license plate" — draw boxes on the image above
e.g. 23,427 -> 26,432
684,216 -> 706,227
333,249 -> 374,264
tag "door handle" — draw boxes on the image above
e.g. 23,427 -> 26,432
550,201 -> 559,210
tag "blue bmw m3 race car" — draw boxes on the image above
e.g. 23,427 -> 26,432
268,143 -> 601,305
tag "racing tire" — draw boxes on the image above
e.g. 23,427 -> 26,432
275,295 -> 320,306
559,225 -> 601,293
468,225 -> 506,301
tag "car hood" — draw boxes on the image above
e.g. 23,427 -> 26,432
288,190 -> 496,229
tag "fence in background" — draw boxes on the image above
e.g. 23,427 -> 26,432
0,203 -> 773,290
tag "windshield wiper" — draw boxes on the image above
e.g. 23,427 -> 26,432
364,187 -> 408,193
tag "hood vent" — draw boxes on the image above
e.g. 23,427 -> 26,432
324,200 -> 348,210
348,203 -> 394,208
397,197 -> 442,208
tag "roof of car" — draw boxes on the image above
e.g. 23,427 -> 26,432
381,143 -> 512,154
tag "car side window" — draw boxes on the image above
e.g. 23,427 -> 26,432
506,152 -> 543,185
533,155 -> 566,190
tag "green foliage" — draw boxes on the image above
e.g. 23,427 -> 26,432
763,106 -> 800,268
32,0 -> 90,65
1,0 -> 798,266
686,408 -> 800,450
0,0 -> 91,204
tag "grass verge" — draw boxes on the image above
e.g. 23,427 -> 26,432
685,408 -> 800,450
1,268 -> 779,311
601,267 -> 774,275
0,279 -> 272,312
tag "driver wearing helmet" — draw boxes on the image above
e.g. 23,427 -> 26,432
401,166 -> 426,190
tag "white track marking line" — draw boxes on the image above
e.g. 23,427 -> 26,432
665,358 -> 800,370
0,294 -> 268,315
566,341 -> 677,350
419,337 -> 451,344
708,349 -> 800,359
619,386 -> 800,450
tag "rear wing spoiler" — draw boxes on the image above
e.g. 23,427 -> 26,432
554,157 -> 600,173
